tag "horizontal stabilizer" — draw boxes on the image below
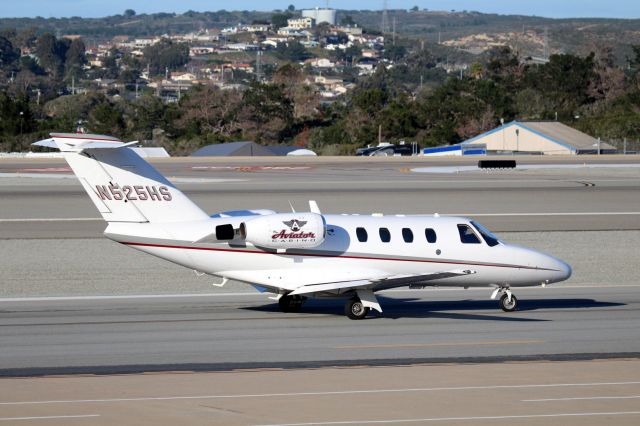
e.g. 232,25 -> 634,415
33,133 -> 138,152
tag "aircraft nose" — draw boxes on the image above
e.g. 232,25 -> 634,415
547,255 -> 572,283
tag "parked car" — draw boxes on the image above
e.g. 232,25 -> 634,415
356,143 -> 418,156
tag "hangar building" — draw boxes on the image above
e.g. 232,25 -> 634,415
191,141 -> 316,156
462,121 -> 616,155
191,141 -> 274,156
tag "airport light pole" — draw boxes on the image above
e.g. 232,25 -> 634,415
500,118 -> 505,151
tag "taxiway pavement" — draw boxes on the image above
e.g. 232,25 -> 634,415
1,360 -> 640,425
1,156 -> 639,237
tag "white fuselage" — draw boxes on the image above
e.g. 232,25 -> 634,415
104,214 -> 571,295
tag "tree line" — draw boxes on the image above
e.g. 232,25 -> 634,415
1,30 -> 640,154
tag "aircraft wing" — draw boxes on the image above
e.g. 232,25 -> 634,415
288,269 -> 476,296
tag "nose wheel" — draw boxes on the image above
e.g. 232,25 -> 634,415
492,287 -> 519,312
499,293 -> 518,312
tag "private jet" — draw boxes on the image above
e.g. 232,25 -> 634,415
33,133 -> 572,319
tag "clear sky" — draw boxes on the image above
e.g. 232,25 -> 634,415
1,0 -> 638,19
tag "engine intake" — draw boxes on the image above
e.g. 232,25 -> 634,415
240,212 -> 326,249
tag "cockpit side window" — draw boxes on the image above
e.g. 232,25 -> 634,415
471,221 -> 500,247
356,227 -> 368,242
379,227 -> 391,243
402,228 -> 414,243
457,224 -> 481,244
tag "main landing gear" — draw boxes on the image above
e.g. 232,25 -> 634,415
491,287 -> 519,312
278,295 -> 306,313
277,290 -> 381,319
345,297 -> 370,320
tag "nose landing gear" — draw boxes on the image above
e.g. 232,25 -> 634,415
499,293 -> 518,312
491,287 -> 519,312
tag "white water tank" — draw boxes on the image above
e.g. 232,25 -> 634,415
302,8 -> 337,25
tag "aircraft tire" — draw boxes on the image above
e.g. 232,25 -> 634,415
279,295 -> 303,313
499,293 -> 518,312
345,298 -> 370,320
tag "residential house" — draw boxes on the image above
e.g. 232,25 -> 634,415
305,58 -> 335,68
244,24 -> 270,32
170,72 -> 197,82
287,17 -> 314,29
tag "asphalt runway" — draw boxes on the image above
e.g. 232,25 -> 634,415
1,286 -> 640,375
1,156 -> 639,423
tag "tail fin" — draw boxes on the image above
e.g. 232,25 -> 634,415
33,133 -> 209,223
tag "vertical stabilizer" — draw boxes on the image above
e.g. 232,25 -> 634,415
33,134 -> 209,223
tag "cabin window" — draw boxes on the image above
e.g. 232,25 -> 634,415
471,221 -> 500,247
425,228 -> 437,243
458,224 -> 481,244
356,227 -> 368,242
379,227 -> 391,243
402,228 -> 414,243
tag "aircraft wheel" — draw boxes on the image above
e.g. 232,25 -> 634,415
499,293 -> 518,312
279,295 -> 304,313
345,298 -> 370,320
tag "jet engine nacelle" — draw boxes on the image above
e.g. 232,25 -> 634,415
240,212 -> 326,249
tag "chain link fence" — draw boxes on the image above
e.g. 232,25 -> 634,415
607,139 -> 640,154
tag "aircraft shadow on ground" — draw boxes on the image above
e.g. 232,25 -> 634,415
244,297 -> 624,321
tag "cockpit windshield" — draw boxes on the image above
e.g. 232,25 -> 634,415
471,221 -> 501,247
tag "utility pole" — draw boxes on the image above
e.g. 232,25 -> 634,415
543,27 -> 549,60
381,0 -> 388,33
256,50 -> 263,82
392,17 -> 396,45
378,125 -> 382,145
71,75 -> 75,95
